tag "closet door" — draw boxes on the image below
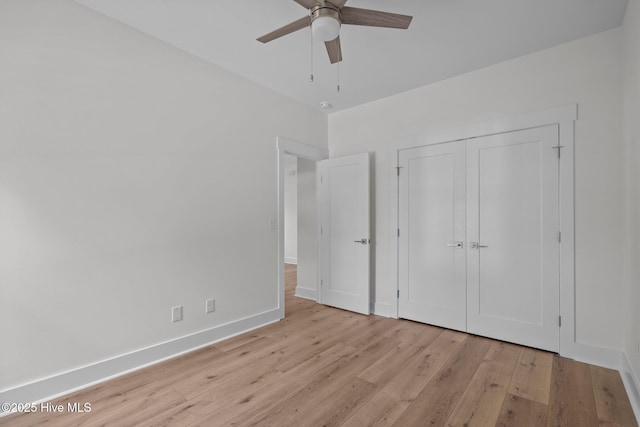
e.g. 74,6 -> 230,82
466,125 -> 560,352
398,142 -> 466,331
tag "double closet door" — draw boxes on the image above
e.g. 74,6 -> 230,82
398,125 -> 560,352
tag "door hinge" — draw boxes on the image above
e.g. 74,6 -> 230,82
321,227 -> 323,235
320,175 -> 323,183
553,145 -> 564,159
321,279 -> 323,286
558,231 -> 561,243
559,316 -> 562,327
397,290 -> 400,298
396,166 -> 402,176
397,228 -> 400,237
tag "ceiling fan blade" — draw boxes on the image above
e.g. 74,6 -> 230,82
325,36 -> 343,64
340,7 -> 412,29
332,0 -> 348,7
293,0 -> 316,9
257,16 -> 311,43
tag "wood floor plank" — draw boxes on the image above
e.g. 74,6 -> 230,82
186,343 -> 359,426
590,364 -> 638,426
391,335 -> 492,426
188,344 -> 356,426
171,337 -> 283,400
483,341 -> 524,377
291,377 -> 378,427
547,355 -> 599,427
3,265 -> 637,427
357,323 -> 441,384
340,390 -> 410,427
380,329 -> 466,402
509,347 -> 554,405
84,388 -> 187,427
445,365 -> 512,426
212,331 -> 265,353
496,393 -> 548,426
273,315 -> 374,373
231,332 -> 403,427
445,341 -> 522,426
65,344 -> 225,408
125,400 -> 203,427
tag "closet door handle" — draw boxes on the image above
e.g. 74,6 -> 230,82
446,242 -> 463,248
470,242 -> 488,249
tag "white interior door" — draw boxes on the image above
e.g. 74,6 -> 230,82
319,153 -> 370,315
398,142 -> 466,330
467,125 -> 560,352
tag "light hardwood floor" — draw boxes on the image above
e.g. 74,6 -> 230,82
3,264 -> 637,426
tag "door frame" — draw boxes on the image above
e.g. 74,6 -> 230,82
277,137 -> 329,319
390,104 -> 577,356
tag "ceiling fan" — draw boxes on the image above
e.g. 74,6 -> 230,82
257,0 -> 413,64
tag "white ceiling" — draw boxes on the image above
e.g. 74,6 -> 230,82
76,0 -> 629,113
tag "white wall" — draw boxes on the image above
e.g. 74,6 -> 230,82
284,155 -> 298,264
329,28 -> 625,352
623,0 -> 640,390
0,0 -> 327,392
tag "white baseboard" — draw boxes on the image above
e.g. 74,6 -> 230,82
550,335 -> 640,424
294,286 -> 316,301
622,352 -> 640,423
0,308 -> 281,415
371,302 -> 393,318
284,258 -> 297,265
561,341 -> 623,370
554,341 -> 640,423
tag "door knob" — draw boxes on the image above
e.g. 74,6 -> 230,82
470,242 -> 488,249
446,242 -> 463,248
354,238 -> 369,245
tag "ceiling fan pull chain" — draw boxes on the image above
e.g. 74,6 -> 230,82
337,61 -> 340,93
309,26 -> 314,83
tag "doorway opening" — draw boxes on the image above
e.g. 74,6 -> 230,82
276,138 -> 329,319
283,154 -> 298,302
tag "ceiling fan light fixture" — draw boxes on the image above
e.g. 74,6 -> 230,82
312,15 -> 340,41
311,5 -> 341,42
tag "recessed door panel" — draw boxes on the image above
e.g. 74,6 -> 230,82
319,153 -> 370,315
467,125 -> 559,352
398,142 -> 466,331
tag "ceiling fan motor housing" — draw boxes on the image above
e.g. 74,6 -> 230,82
311,3 -> 341,41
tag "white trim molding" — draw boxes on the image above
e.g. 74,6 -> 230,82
0,309 -> 280,415
284,257 -> 298,265
294,286 -> 317,301
390,104 -> 578,151
372,302 -> 394,318
622,353 -> 640,422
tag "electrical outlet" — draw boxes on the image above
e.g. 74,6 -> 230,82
172,305 -> 183,322
206,298 -> 215,313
